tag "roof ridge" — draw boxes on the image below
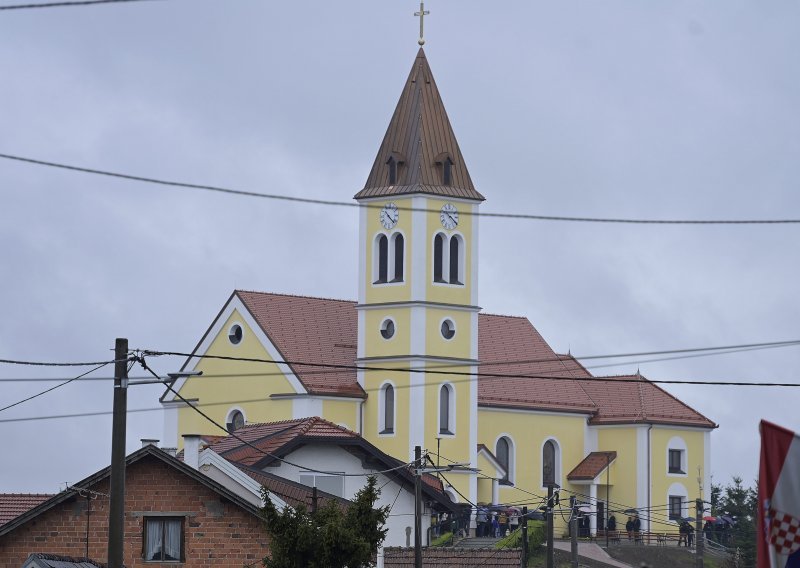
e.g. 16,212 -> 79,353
236,290 -> 356,305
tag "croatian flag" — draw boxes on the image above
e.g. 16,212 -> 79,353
759,420 -> 800,568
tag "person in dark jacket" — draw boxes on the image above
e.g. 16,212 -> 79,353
626,517 -> 634,540
633,516 -> 642,543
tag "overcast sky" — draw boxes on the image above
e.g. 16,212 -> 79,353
0,1 -> 797,498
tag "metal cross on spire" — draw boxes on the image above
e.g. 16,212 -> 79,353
414,2 -> 429,46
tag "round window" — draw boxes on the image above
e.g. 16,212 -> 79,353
228,324 -> 243,345
227,410 -> 245,433
380,319 -> 395,340
441,319 -> 455,340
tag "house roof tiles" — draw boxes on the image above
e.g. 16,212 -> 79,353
0,494 -> 52,526
567,451 -> 617,481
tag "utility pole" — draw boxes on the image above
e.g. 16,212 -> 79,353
107,338 -> 128,568
414,445 -> 422,568
546,484 -> 555,568
570,515 -> 578,568
521,506 -> 528,568
695,498 -> 704,568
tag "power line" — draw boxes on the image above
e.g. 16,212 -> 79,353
3,337 -> 798,382
145,348 -> 800,388
0,357 -> 124,367
0,0 -> 160,10
2,152 -> 798,225
0,361 -> 111,413
133,353 -> 417,479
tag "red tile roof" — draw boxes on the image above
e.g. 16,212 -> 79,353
567,451 -> 617,481
229,291 -> 714,428
234,464 -> 349,510
0,494 -> 52,526
208,417 -> 361,467
580,374 -> 716,428
236,291 -> 364,397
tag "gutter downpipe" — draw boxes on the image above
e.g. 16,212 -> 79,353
647,424 -> 653,534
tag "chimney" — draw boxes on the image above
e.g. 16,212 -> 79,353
182,434 -> 201,470
162,447 -> 177,457
140,438 -> 159,449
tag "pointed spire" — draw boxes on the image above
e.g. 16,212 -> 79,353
355,49 -> 484,201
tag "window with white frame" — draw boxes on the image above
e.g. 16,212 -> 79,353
298,472 -> 345,498
392,233 -> 404,282
144,516 -> 183,562
438,384 -> 455,435
374,232 -> 404,285
495,436 -> 514,484
226,408 -> 245,433
374,234 -> 389,284
667,436 -> 688,475
542,439 -> 560,487
380,383 -> 395,434
432,232 -> 465,286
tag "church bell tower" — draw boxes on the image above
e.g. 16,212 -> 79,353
354,49 -> 484,504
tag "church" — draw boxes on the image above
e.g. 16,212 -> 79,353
160,48 -> 716,537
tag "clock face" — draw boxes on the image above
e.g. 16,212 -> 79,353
440,203 -> 459,230
380,203 -> 399,229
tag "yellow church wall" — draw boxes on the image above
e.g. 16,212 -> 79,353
424,308 -> 472,360
476,452 -> 503,504
478,408 -> 587,506
650,427 -> 706,511
322,398 -> 360,433
596,427 -> 639,516
363,198 -> 412,305
425,198 -> 473,307
362,364 -> 411,460
363,308 -> 411,356
175,309 -> 297,446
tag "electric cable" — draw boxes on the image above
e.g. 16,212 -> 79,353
2,152 -> 798,225
0,361 -> 113,413
134,353 -> 417,478
0,0 -> 160,10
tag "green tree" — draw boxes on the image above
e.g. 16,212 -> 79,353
715,476 -> 758,568
260,475 -> 390,568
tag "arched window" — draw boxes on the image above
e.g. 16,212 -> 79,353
226,409 -> 245,433
381,384 -> 395,434
496,437 -> 512,484
439,384 -> 453,434
433,234 -> 445,283
392,234 -> 404,282
449,236 -> 461,284
375,235 -> 388,284
543,440 -> 557,487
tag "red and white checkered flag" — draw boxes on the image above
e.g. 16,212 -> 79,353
770,509 -> 800,557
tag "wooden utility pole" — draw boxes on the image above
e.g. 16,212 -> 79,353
107,338 -> 128,568
546,484 -> 555,568
521,506 -> 528,568
414,445 -> 422,568
695,498 -> 704,568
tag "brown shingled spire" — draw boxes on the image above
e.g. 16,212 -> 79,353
354,49 -> 484,201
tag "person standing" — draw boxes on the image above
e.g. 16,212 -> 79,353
633,516 -> 642,543
498,510 -> 508,536
626,517 -> 634,541
476,506 -> 487,537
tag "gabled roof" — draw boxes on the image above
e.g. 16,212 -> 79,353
567,451 -> 617,481
355,49 -> 484,202
179,291 -> 715,428
580,374 -> 716,428
0,445 -> 263,538
205,417 -> 454,510
236,290 -> 364,397
0,494 -> 52,526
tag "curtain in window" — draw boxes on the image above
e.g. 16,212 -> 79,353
164,518 -> 181,561
145,519 -> 163,561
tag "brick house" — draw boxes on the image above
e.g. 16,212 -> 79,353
0,444 -> 271,568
